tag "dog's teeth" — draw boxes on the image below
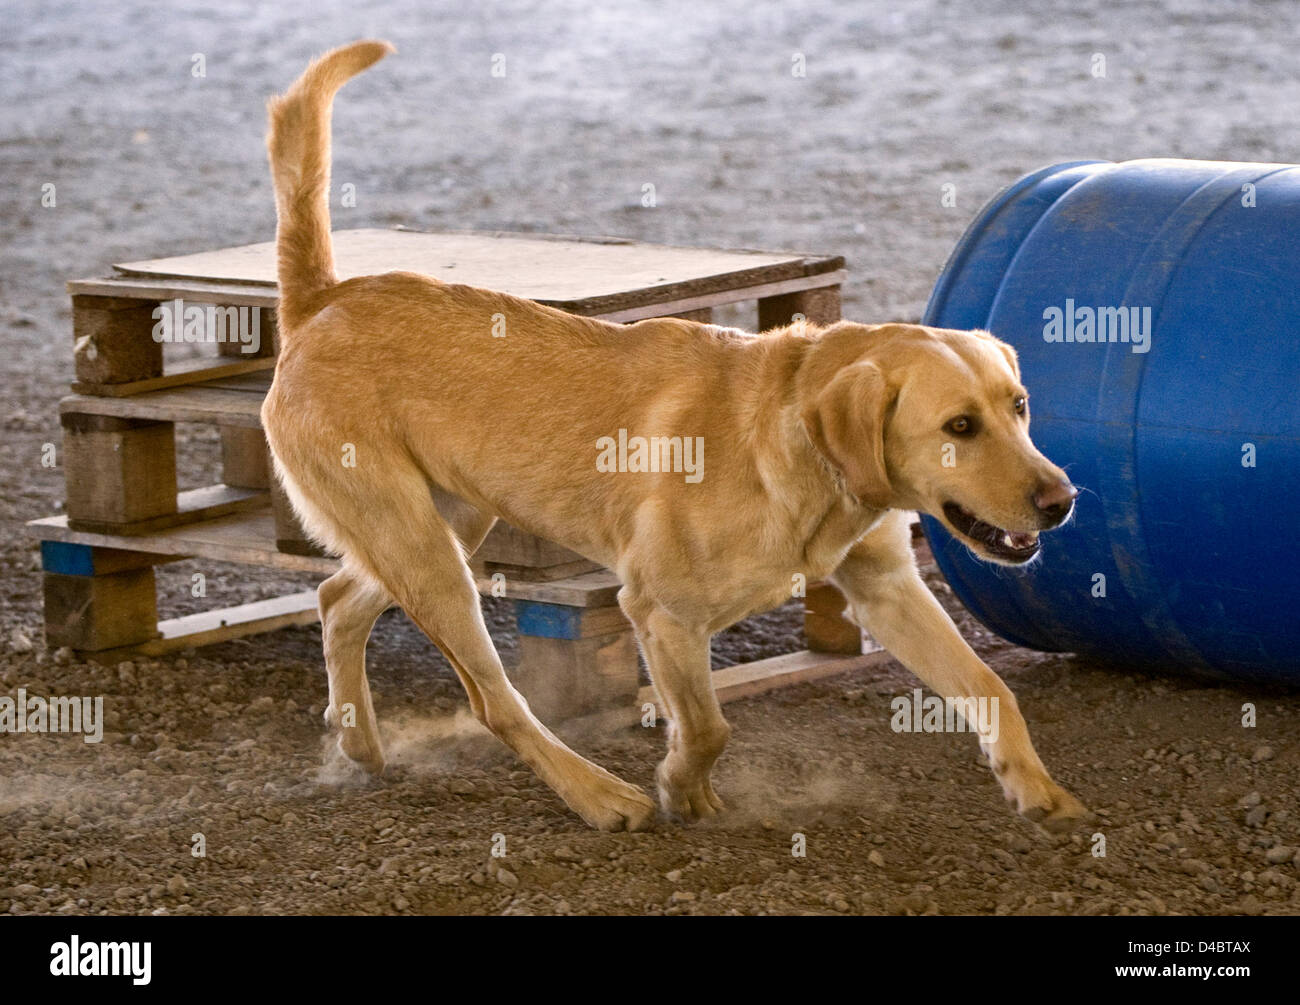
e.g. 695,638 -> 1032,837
1002,532 -> 1013,548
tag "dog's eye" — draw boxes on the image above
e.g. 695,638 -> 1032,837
945,415 -> 976,436
1014,395 -> 1028,415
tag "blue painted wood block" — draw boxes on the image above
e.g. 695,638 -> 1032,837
515,601 -> 584,640
41,541 -> 97,576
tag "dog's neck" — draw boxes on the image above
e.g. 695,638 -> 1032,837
741,323 -> 892,555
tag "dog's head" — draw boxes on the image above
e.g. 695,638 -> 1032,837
801,323 -> 1075,565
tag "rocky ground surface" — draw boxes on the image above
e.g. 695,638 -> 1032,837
1,560 -> 1297,917
1,0 -> 1297,914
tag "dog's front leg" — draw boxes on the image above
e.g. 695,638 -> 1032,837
831,513 -> 1087,830
622,594 -> 729,820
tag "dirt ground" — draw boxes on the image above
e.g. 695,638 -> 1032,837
1,0 -> 1298,915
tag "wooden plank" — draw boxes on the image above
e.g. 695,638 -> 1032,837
68,276 -> 280,309
484,558 -> 602,582
60,386 -> 266,428
489,569 -> 623,607
705,646 -> 884,704
477,521 -> 587,569
68,269 -> 847,322
83,590 -> 320,662
597,271 -> 847,323
154,590 -> 319,641
27,512 -> 336,574
566,648 -> 891,732
70,355 -> 275,397
200,371 -> 274,393
26,512 -> 624,605
40,541 -> 181,576
111,229 -> 844,315
696,648 -> 887,704
65,484 -> 269,536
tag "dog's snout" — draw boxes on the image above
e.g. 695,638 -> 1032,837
1032,479 -> 1077,526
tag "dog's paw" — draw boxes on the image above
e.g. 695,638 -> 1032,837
568,774 -> 657,832
997,766 -> 1088,832
325,704 -> 386,774
656,762 -> 726,822
337,733 -> 385,775
333,723 -> 386,776
1020,784 -> 1090,833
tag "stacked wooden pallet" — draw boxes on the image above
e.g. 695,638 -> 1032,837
29,229 -> 878,720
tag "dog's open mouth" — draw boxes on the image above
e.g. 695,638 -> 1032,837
942,501 -> 1040,563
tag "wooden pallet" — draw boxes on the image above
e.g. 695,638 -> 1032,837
29,508 -> 874,718
36,228 -> 866,721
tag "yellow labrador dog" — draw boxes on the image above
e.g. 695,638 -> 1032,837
263,41 -> 1087,832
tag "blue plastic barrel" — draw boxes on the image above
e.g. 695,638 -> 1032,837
920,159 -> 1300,683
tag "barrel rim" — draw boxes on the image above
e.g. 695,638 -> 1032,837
922,160 -> 1109,329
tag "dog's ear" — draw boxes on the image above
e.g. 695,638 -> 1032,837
974,329 -> 1020,378
995,341 -> 1020,378
802,361 -> 895,508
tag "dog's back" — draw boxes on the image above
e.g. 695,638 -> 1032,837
263,49 -> 798,568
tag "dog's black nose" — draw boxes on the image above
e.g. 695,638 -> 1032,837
1033,479 -> 1077,527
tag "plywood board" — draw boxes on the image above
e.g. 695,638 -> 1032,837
112,229 -> 842,314
68,276 -> 281,308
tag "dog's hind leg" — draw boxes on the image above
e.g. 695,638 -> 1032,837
318,492 -> 499,773
319,564 -> 391,772
424,489 -> 496,722
315,472 -> 655,831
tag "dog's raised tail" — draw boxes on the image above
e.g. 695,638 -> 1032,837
267,40 -> 393,329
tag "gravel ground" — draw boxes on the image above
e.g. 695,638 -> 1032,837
1,0 -> 1298,915
2,571 -> 1297,917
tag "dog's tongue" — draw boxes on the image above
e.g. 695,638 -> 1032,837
1008,531 -> 1037,549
